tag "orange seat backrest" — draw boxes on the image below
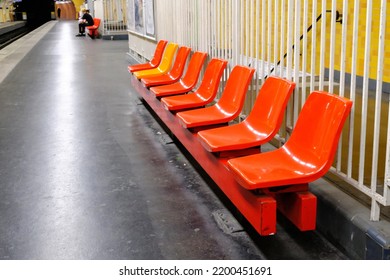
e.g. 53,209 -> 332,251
149,40 -> 168,68
285,91 -> 353,171
180,52 -> 208,87
195,58 -> 228,100
93,18 -> 101,27
216,65 -> 255,116
244,76 -> 295,136
168,46 -> 191,79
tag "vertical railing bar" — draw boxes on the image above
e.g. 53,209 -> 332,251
293,0 -> 301,122
328,0 -> 336,93
227,0 -> 231,58
319,0 -> 327,90
227,0 -> 231,62
245,0 -> 250,67
208,0 -> 212,55
250,0 -> 254,69
301,0 -> 308,106
280,0 -> 285,77
191,0 -> 193,47
382,1 -> 390,206
285,0 -> 294,129
274,0 -> 279,77
199,0 -> 203,52
190,1 -> 193,48
220,0 -> 223,57
370,0 -> 387,220
240,0 -> 244,66
267,0 -> 272,80
195,0 -> 198,48
180,0 -> 184,45
358,0 -> 372,188
261,0 -> 265,84
182,0 -> 184,43
255,0 -> 260,90
233,0 -> 240,66
224,0 -> 227,62
310,0 -> 317,93
190,0 -> 193,47
214,0 -> 218,59
337,0 -> 349,172
347,0 -> 359,178
205,0 -> 208,53
225,0 -> 229,62
209,0 -> 213,54
206,0 -> 209,52
286,0 -> 293,80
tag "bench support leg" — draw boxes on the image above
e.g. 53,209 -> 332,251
257,196 -> 277,235
274,190 -> 317,231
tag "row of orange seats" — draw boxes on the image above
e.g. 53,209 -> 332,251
128,40 -> 353,191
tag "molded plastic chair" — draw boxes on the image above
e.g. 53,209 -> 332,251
160,58 -> 228,112
227,91 -> 353,190
150,52 -> 208,97
141,46 -> 191,88
86,18 -> 101,39
128,40 -> 168,73
198,76 -> 295,153
176,65 -> 255,129
133,42 -> 178,79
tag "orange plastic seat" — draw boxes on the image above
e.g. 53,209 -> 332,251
176,65 -> 255,129
150,52 -> 208,98
160,58 -> 228,112
141,46 -> 191,88
128,40 -> 168,73
198,76 -> 295,153
86,18 -> 101,39
227,91 -> 353,190
133,42 -> 178,79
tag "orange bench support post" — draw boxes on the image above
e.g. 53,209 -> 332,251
128,40 -> 168,73
86,18 -> 101,39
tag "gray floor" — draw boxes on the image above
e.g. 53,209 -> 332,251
0,21 -> 348,260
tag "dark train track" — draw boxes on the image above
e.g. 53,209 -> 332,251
0,25 -> 34,50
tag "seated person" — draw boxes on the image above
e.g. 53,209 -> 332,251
76,9 -> 94,37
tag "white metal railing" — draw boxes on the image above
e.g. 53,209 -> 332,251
102,0 -> 127,35
128,0 -> 390,221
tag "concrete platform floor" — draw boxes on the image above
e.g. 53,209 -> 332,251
0,20 -> 348,260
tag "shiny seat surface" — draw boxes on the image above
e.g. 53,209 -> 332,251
128,40 -> 168,72
141,46 -> 191,87
198,76 -> 295,152
227,91 -> 353,190
133,42 -> 178,79
150,52 -> 207,97
160,58 -> 228,111
176,65 -> 255,128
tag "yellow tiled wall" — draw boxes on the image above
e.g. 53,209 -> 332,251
241,0 -> 389,83
328,0 -> 390,83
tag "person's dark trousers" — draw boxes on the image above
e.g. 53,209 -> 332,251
79,23 -> 89,34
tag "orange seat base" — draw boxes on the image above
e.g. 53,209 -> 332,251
87,27 -> 98,38
131,76 -> 317,236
